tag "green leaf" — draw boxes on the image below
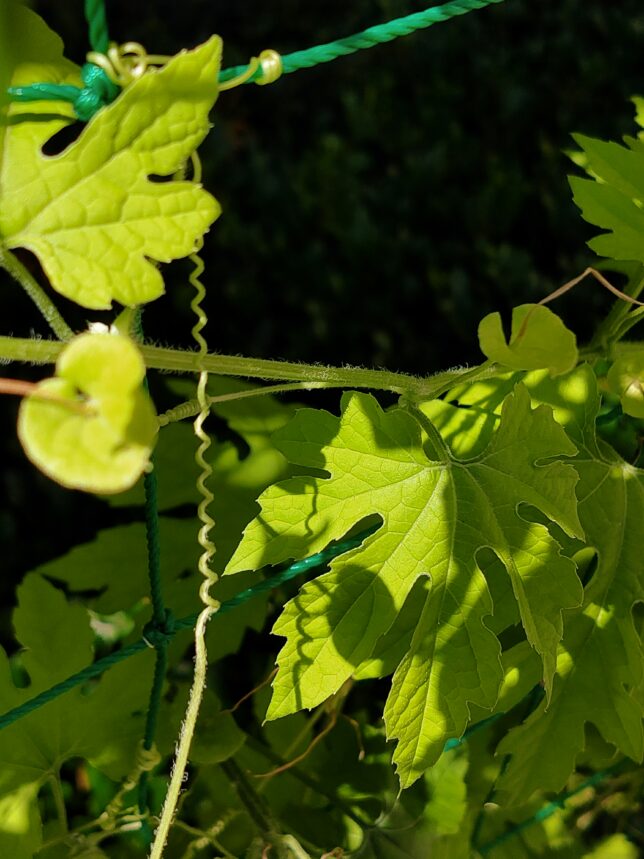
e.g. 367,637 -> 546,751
34,518 -> 267,666
0,33 -> 221,309
496,365 -> 644,803
478,304 -> 577,376
18,331 -> 157,494
607,353 -> 644,418
583,834 -> 639,859
0,6 -> 80,192
226,387 -> 583,787
570,133 -> 644,263
0,574 -> 153,855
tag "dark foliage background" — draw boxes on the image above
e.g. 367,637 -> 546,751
2,0 -> 644,631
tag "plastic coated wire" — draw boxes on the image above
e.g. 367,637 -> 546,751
6,0 -> 507,119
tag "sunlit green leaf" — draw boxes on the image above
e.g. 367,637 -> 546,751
0,27 -> 221,309
18,332 -> 157,494
478,304 -> 577,376
227,387 -> 582,787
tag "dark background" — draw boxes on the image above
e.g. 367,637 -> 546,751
2,0 -> 644,627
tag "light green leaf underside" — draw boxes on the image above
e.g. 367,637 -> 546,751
570,132 -> 644,263
0,30 -> 222,309
18,332 -> 157,494
226,387 -> 582,787
496,365 -> 644,803
478,304 -> 577,376
0,574 -> 154,856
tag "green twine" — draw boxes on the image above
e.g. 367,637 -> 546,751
477,760 -> 631,855
0,527 -> 375,733
6,0 -> 506,120
85,0 -> 110,54
138,463 -> 171,814
220,0 -> 506,85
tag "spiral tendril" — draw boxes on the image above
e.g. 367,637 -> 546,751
149,151 -> 219,859
87,41 -> 171,88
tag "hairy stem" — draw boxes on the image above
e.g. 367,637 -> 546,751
0,335 -> 499,399
148,609 -> 211,859
158,382 -> 332,426
588,265 -> 644,350
0,248 -> 73,341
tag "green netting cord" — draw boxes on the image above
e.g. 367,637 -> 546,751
85,0 -> 109,54
220,0 -> 506,85
5,0 -> 118,121
0,527 -> 376,733
477,759 -> 632,855
6,0 -> 506,120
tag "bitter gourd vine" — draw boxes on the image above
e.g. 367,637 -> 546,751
0,3 -> 642,858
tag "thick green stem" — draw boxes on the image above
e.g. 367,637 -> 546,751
0,335 -> 498,399
158,382 -> 331,426
0,248 -> 73,341
588,266 -> 644,350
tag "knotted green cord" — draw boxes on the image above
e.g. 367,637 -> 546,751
6,0 -> 506,119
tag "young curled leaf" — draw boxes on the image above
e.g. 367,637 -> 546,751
607,353 -> 644,418
18,332 -> 157,493
478,303 -> 577,376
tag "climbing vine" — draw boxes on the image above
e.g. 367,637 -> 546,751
0,1 -> 643,857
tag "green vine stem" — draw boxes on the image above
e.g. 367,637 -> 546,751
49,771 -> 68,834
587,265 -> 644,351
159,382 -> 335,425
0,249 -> 74,341
220,758 -> 279,838
0,335 -> 499,400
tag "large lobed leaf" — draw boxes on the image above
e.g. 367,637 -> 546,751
0,7 -> 221,309
226,386 -> 583,787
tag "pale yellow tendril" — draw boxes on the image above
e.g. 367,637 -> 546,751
219,49 -> 283,91
149,152 -> 219,859
87,41 -> 171,87
218,56 -> 261,91
256,49 -> 283,85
